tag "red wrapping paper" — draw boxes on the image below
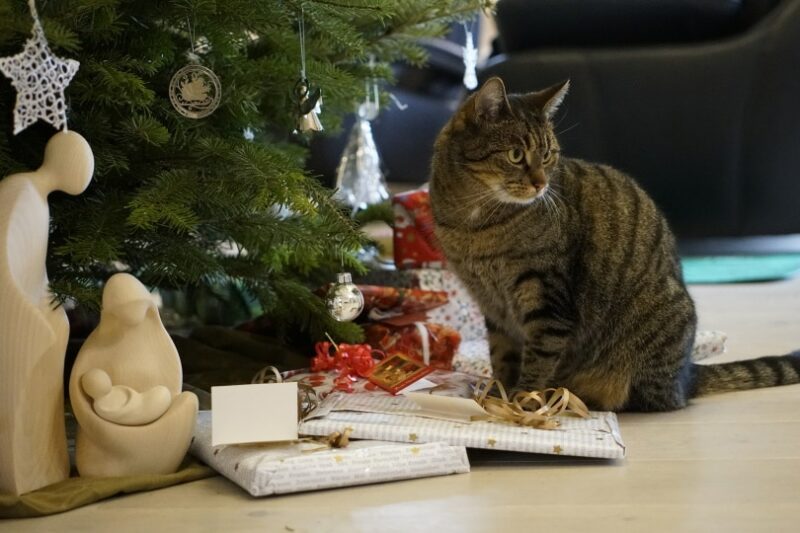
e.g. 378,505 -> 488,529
359,285 -> 448,324
393,189 -> 446,269
363,322 -> 460,370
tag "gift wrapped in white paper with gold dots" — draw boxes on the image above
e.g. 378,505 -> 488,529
299,387 -> 627,460
190,411 -> 469,497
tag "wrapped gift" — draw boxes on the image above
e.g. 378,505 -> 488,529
359,285 -> 449,322
692,330 -> 727,361
363,322 -> 460,370
282,368 -> 477,400
393,188 -> 447,269
408,269 -> 491,376
190,411 -> 469,496
411,269 -> 486,342
299,385 -> 626,460
454,338 -> 492,377
351,282 -> 460,371
283,368 -> 380,398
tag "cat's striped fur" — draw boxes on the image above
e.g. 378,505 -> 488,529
430,77 -> 800,411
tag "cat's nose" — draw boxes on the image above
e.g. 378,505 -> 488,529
530,167 -> 547,191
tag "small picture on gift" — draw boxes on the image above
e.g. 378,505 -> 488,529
367,353 -> 434,394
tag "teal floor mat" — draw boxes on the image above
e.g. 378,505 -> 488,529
681,254 -> 800,284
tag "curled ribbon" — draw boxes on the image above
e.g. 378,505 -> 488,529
312,340 -> 385,393
473,379 -> 590,430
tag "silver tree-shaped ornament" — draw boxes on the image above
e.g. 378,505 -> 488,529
333,80 -> 389,214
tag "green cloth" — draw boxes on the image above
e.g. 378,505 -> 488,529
0,457 -> 215,519
681,254 -> 800,284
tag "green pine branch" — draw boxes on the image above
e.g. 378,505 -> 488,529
0,0 -> 488,345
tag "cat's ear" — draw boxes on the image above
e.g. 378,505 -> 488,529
527,80 -> 570,120
471,77 -> 511,122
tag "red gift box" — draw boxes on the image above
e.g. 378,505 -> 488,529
393,189 -> 446,270
360,285 -> 448,324
363,322 -> 460,370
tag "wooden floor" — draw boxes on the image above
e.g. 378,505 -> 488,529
6,277 -> 800,532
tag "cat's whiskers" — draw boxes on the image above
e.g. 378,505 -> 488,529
556,122 -> 580,136
546,181 -> 566,208
471,193 -> 503,224
543,191 -> 562,231
534,188 -> 553,220
550,178 -> 567,208
450,188 -> 497,215
553,107 -> 570,130
478,188 -> 516,231
446,189 -> 500,225
453,188 -> 496,201
478,200 -> 504,231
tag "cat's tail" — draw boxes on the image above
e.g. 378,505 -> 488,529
691,351 -> 800,397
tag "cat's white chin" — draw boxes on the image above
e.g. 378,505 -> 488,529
496,186 -> 546,205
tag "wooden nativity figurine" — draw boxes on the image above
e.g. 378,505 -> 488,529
69,273 -> 198,478
0,131 -> 93,495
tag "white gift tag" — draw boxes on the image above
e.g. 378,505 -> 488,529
397,377 -> 438,395
406,391 -> 488,422
211,383 -> 298,446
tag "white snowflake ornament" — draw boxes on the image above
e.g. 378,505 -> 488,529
0,3 -> 80,135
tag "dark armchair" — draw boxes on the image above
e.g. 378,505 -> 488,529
483,0 -> 800,238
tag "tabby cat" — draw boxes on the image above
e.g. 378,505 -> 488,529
430,77 -> 800,411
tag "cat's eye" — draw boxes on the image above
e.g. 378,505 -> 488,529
507,148 -> 524,164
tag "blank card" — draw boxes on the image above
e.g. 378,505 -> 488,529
211,383 -> 298,446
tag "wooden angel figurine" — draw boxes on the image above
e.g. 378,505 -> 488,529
69,273 -> 198,478
0,131 -> 93,495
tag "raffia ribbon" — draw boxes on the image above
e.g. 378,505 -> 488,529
473,379 -> 590,430
299,427 -> 353,453
251,365 -> 283,385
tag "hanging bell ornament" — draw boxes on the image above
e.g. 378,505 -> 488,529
326,272 -> 364,322
293,77 -> 323,133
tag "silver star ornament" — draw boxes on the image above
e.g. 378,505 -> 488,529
0,19 -> 80,134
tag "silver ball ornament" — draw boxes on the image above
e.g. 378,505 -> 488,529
326,272 -> 364,322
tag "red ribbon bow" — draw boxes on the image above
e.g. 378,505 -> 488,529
312,341 -> 385,392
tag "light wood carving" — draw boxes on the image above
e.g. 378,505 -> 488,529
0,131 -> 94,495
69,273 -> 198,478
81,368 -> 172,426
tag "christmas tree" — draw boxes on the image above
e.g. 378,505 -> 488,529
0,0 -> 491,342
